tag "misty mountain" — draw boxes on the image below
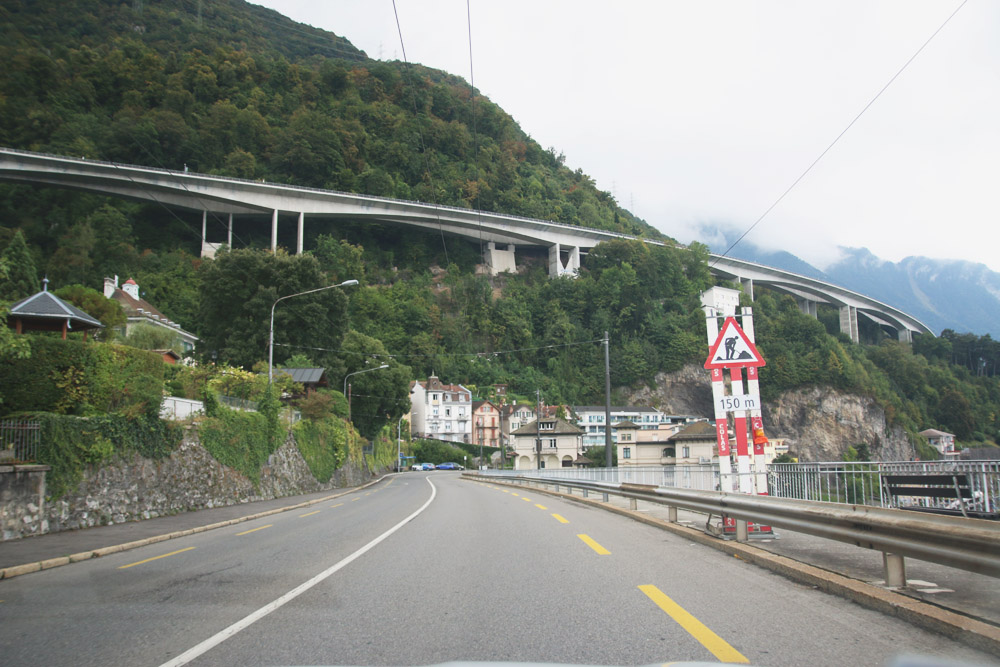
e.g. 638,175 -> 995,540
699,227 -> 1000,338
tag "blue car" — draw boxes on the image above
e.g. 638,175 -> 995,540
436,462 -> 463,470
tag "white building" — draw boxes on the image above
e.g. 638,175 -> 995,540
920,429 -> 957,457
616,420 -> 718,466
511,417 -> 584,470
701,285 -> 742,317
409,375 -> 472,443
573,405 -> 700,449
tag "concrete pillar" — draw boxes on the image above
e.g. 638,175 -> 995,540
667,506 -> 678,523
629,497 -> 637,510
548,243 -> 562,277
741,277 -> 754,300
297,212 -> 304,255
484,242 -> 517,275
227,213 -> 233,248
898,328 -> 912,344
797,298 -> 817,318
567,246 -> 581,276
201,210 -> 207,243
271,209 -> 278,252
883,552 -> 906,587
736,519 -> 749,543
839,305 -> 859,343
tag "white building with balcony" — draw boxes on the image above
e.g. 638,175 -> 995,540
573,405 -> 700,449
511,417 -> 584,470
409,375 -> 472,443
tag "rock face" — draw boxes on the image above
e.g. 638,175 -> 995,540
40,426 -> 373,537
626,364 -> 916,462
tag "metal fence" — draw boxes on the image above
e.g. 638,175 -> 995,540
0,419 -> 41,463
768,461 -> 1000,513
488,460 -> 1000,513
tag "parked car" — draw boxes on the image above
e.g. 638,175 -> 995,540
436,462 -> 460,470
420,462 -> 436,470
410,463 -> 423,471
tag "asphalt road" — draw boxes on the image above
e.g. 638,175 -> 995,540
0,472 -> 996,667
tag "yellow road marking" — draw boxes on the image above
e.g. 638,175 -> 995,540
236,524 -> 272,536
502,490 -> 510,493
638,585 -> 748,664
521,497 -> 531,502
351,498 -> 360,502
330,503 -> 344,508
299,510 -> 321,518
577,534 -> 610,555
119,547 -> 196,569
511,492 -> 519,497
552,513 -> 569,523
535,504 -> 548,510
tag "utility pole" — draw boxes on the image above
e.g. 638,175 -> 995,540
535,388 -> 542,470
604,331 -> 612,469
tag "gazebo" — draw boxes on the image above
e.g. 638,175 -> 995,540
6,278 -> 104,340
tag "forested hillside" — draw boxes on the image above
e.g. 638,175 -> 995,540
0,0 -> 998,455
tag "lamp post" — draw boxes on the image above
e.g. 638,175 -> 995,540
268,279 -> 359,385
344,364 -> 389,422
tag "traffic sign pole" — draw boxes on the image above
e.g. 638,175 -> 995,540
706,312 -> 735,493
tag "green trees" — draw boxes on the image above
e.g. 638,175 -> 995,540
196,248 -> 349,370
0,230 -> 40,301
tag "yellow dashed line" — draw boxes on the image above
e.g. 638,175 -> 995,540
236,524 -> 272,536
330,503 -> 344,508
577,534 -> 610,555
535,504 -> 548,510
552,514 -> 569,523
299,510 -> 321,518
638,585 -> 748,663
351,498 -> 361,502
119,547 -> 196,569
521,497 -> 532,502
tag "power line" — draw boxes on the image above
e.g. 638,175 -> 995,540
274,337 -> 604,360
714,0 -> 968,265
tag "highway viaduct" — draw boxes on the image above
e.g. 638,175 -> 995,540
0,147 -> 933,343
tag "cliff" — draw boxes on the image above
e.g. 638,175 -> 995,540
626,365 -> 917,462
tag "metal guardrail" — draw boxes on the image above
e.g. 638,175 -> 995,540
472,472 -> 1000,583
0,419 -> 40,463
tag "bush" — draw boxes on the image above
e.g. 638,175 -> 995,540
198,405 -> 283,485
30,412 -> 180,499
0,337 -> 163,417
293,417 -> 348,482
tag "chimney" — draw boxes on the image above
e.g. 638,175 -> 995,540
103,275 -> 118,298
123,278 -> 139,300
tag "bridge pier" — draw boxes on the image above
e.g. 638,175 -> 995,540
228,213 -> 233,248
797,297 -> 817,317
297,212 -> 304,255
740,277 -> 754,300
840,305 -> 859,343
898,328 -> 913,344
484,242 -> 517,275
271,209 -> 278,252
548,243 -> 580,278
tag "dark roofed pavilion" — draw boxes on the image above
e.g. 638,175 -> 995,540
7,279 -> 103,340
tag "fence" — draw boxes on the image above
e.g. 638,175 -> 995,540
768,461 -> 1000,514
160,397 -> 205,420
0,419 -> 40,463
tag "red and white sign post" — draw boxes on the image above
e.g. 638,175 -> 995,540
705,307 -> 771,536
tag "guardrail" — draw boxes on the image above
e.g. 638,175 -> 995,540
0,418 -> 40,463
470,472 -> 1000,587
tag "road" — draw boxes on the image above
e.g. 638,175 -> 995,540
0,472 -> 995,666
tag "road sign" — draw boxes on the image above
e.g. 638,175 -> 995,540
704,316 -> 765,369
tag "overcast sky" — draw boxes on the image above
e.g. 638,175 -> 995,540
254,1 -> 999,272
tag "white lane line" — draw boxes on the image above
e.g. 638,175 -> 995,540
158,478 -> 437,667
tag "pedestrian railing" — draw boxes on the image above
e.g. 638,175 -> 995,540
0,418 -> 40,463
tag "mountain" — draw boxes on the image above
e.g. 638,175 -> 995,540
698,226 -> 1000,337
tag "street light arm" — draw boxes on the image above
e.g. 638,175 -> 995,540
269,279 -> 360,384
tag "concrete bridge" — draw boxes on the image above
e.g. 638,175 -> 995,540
0,147 -> 932,342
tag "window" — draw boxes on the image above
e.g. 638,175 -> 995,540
682,446 -> 690,458
445,407 -> 451,417
431,394 -> 439,401
621,432 -> 632,442
623,447 -> 631,459
540,421 -> 555,430
547,439 -> 557,448
663,448 -> 675,457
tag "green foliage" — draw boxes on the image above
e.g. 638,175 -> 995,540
121,322 -> 182,353
196,248 -> 349,370
295,389 -> 342,421
293,416 -> 348,482
198,405 -> 282,485
0,337 -> 163,417
0,230 -> 39,301
53,284 -> 126,333
411,439 -> 471,465
31,412 -> 180,499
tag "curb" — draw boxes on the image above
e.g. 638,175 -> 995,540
0,475 -> 389,581
475,476 -> 1000,658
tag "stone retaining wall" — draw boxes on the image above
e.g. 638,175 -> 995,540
2,425 -> 373,541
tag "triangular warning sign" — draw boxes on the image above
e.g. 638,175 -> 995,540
705,317 -> 766,369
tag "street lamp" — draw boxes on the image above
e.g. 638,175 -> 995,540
344,363 -> 389,421
268,279 -> 359,385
